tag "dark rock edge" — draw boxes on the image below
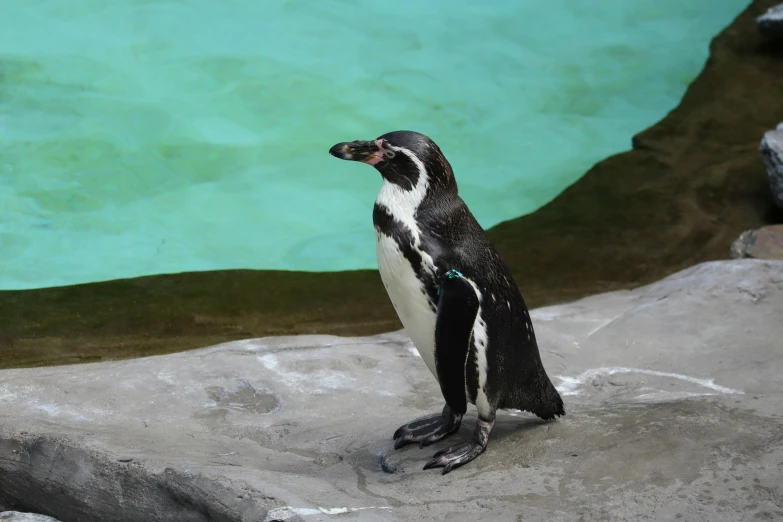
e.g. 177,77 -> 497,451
0,434 -> 279,522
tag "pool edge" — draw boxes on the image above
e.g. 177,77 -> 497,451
2,0 -> 782,370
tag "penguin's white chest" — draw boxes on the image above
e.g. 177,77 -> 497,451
375,233 -> 438,378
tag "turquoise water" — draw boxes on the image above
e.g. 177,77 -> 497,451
0,0 -> 747,290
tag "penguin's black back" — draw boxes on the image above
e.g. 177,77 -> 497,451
394,189 -> 564,419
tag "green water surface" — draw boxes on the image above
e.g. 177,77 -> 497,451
0,0 -> 749,289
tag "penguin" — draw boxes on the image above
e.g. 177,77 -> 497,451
329,131 -> 564,474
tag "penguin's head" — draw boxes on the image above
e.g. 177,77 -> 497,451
329,130 -> 456,192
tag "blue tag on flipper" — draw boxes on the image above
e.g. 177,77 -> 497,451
438,269 -> 464,295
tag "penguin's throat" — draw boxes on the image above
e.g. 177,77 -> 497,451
376,178 -> 428,230
375,147 -> 430,217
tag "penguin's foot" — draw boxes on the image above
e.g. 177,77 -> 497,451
393,404 -> 462,450
423,416 -> 495,475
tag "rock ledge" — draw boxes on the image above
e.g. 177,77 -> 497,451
1,260 -> 782,521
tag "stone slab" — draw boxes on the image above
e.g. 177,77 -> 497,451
1,260 -> 782,521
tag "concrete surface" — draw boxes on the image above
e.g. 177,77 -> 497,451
1,260 -> 782,522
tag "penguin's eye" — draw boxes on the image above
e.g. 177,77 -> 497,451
383,150 -> 396,160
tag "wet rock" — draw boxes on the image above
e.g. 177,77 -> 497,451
0,513 -> 62,522
760,123 -> 783,209
731,225 -> 783,260
757,3 -> 783,37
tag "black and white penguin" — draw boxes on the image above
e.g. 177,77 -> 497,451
329,131 -> 564,474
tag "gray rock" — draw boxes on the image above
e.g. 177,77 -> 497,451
757,3 -> 783,37
1,260 -> 782,522
731,225 -> 783,259
761,124 -> 783,209
0,513 -> 62,522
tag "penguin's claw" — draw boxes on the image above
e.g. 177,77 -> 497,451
423,441 -> 486,475
392,407 -> 462,450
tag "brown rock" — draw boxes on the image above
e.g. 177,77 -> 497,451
731,225 -> 783,260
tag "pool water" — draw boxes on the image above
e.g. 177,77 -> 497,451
0,0 -> 748,290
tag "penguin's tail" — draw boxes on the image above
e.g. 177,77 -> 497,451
531,378 -> 565,421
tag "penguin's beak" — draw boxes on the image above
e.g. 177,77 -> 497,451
329,140 -> 380,164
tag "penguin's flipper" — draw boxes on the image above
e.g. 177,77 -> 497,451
433,269 -> 480,416
422,270 -> 493,475
391,270 -> 478,451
